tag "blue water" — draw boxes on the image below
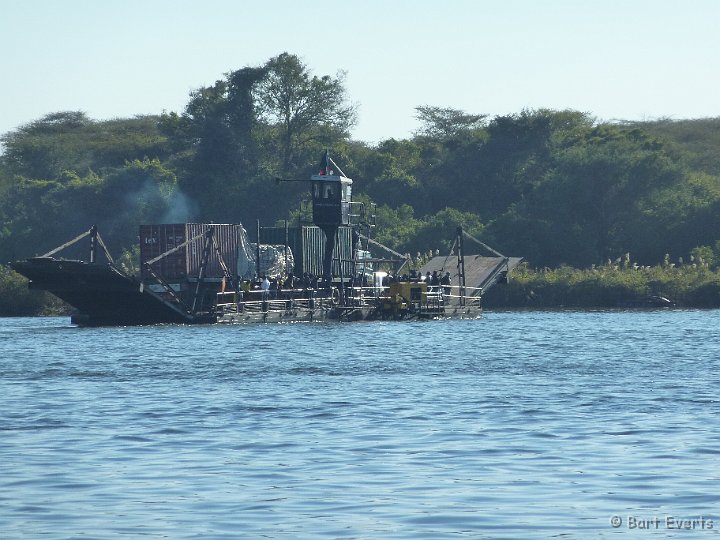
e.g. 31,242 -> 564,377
1,310 -> 720,539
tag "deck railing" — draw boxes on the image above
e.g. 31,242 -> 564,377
216,283 -> 482,316
215,289 -> 336,316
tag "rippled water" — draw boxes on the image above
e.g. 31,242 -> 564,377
1,310 -> 720,539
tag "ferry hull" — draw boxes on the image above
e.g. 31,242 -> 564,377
10,257 -> 209,326
11,257 -> 483,326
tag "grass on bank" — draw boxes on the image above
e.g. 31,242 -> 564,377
483,262 -> 720,308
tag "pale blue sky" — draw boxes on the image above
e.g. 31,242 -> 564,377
1,0 -> 718,144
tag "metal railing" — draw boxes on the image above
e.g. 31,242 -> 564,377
215,283 -> 483,317
215,288 -> 335,316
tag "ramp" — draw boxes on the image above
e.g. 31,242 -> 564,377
419,255 -> 523,300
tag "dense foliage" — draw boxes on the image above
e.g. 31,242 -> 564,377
0,264 -> 65,316
2,53 -> 720,311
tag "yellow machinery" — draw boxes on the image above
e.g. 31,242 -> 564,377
382,281 -> 427,314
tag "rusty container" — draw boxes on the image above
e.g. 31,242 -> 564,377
139,223 -> 241,281
139,224 -> 187,280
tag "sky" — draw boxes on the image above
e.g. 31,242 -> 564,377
1,0 -> 719,145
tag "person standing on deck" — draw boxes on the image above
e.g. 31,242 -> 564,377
441,272 -> 452,298
431,270 -> 440,292
261,274 -> 270,299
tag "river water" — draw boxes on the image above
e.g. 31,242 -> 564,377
1,310 -> 720,539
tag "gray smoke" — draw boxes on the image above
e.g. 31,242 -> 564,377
160,188 -> 199,224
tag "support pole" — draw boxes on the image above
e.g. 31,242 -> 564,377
89,225 -> 98,264
142,263 -> 192,316
191,227 -> 214,315
457,226 -> 466,307
256,219 -> 261,280
335,228 -> 345,305
284,220 -> 289,275
320,225 -> 337,286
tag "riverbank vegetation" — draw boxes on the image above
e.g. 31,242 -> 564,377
0,264 -> 66,316
483,259 -> 720,309
2,53 -> 720,313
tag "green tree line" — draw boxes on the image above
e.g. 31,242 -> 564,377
2,52 -> 720,312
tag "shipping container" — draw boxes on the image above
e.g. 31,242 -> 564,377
140,224 -> 242,281
258,225 -> 355,278
139,224 -> 188,281
185,223 -> 241,279
140,223 -> 360,282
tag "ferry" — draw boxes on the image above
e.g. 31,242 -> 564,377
10,152 -> 521,326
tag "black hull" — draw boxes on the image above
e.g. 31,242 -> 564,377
10,257 -> 208,326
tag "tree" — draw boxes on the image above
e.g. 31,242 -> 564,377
623,170 -> 720,263
414,106 -> 487,139
1,112 -> 170,180
0,159 -> 181,260
362,139 -> 423,209
487,124 -> 684,266
1,112 -> 94,180
624,117 -> 720,176
0,176 -> 65,260
159,67 -> 266,222
254,52 -> 357,176
373,203 -> 421,251
470,109 -> 593,218
160,55 -> 356,224
411,207 -> 484,254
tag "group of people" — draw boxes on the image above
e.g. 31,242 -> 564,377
381,269 -> 452,296
240,268 -> 453,300
424,270 -> 453,295
251,272 -> 324,299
